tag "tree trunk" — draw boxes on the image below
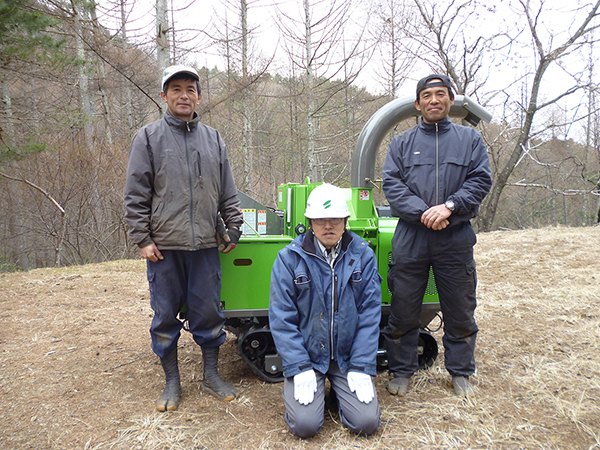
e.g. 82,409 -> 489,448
156,0 -> 170,114
120,0 -> 134,132
72,1 -> 96,154
477,55 -> 551,231
304,0 -> 318,182
90,4 -> 114,149
1,76 -> 15,147
478,0 -> 600,230
241,0 -> 254,197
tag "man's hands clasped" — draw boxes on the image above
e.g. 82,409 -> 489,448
421,204 -> 452,230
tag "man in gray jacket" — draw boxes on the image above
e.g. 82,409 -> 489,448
382,74 -> 492,397
124,65 -> 243,411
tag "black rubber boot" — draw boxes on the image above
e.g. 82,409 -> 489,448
156,347 -> 182,412
201,346 -> 237,401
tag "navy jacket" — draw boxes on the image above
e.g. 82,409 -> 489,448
269,230 -> 382,378
382,117 -> 492,227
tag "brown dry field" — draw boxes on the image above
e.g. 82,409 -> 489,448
1,226 -> 599,450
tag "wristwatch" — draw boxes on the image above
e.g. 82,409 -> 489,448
445,199 -> 456,212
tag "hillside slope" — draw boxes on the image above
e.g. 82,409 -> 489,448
0,226 -> 599,449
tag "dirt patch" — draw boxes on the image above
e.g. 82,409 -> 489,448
1,226 -> 599,449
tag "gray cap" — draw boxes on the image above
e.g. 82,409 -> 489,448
161,65 -> 200,93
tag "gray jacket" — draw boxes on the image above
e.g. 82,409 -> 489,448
382,117 -> 492,228
124,110 -> 242,250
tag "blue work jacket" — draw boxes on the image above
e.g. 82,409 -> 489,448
268,229 -> 382,378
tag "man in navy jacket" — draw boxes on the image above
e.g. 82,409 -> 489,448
382,74 -> 492,397
269,184 -> 381,438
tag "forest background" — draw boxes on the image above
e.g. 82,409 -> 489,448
0,0 -> 599,270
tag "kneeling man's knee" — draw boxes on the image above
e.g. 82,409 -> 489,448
341,404 -> 380,436
285,408 -> 324,438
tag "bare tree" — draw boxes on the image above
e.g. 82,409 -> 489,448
582,35 -> 599,225
212,0 -> 267,198
119,0 -> 135,132
70,0 -> 97,154
477,0 -> 600,231
369,0 -> 419,98
276,0 -> 372,183
401,0 -> 510,102
399,0 -> 600,230
0,171 -> 67,266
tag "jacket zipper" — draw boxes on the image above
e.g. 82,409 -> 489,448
435,122 -> 439,205
184,123 -> 196,249
197,151 -> 203,187
330,253 -> 343,360
302,238 -> 348,362
306,247 -> 338,361
330,268 -> 337,359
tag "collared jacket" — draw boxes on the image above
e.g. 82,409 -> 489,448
124,110 -> 242,250
268,229 -> 382,378
382,117 -> 492,228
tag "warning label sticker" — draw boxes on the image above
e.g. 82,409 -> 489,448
242,209 -> 256,235
257,210 -> 267,235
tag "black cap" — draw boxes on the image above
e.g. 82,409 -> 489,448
416,74 -> 454,101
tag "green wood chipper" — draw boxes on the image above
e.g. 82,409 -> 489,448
211,95 -> 491,382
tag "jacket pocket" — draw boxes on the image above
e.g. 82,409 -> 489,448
294,274 -> 310,286
444,154 -> 470,167
293,273 -> 313,316
350,270 -> 363,283
293,273 -> 311,299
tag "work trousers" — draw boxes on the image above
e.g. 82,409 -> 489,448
383,222 -> 479,378
147,248 -> 226,358
282,361 -> 380,438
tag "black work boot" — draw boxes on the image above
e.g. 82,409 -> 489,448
201,346 -> 237,401
156,347 -> 182,412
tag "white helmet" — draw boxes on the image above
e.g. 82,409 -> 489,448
304,184 -> 350,219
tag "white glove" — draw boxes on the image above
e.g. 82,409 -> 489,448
347,371 -> 374,404
293,369 -> 317,405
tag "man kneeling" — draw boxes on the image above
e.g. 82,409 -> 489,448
269,184 -> 381,438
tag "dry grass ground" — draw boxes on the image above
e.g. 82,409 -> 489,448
1,226 -> 599,450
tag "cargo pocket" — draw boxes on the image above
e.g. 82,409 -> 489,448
466,259 -> 477,289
